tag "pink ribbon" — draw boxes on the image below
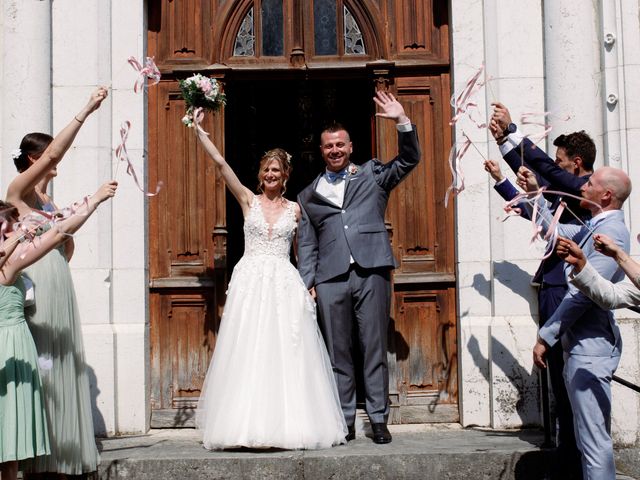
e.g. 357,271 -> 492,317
128,56 -> 161,93
520,111 -> 572,147
520,112 -> 553,145
503,188 -> 602,259
444,134 -> 472,207
115,121 -> 163,196
0,200 -> 90,259
450,64 -> 487,129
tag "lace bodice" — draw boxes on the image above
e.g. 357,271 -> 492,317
243,196 -> 297,259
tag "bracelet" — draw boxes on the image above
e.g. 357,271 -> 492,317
74,116 -> 84,124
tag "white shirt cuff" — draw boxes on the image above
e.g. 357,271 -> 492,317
495,177 -> 507,186
498,129 -> 525,155
396,122 -> 413,132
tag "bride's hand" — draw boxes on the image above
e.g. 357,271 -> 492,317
308,286 -> 316,300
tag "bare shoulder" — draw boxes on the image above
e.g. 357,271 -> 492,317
289,199 -> 301,221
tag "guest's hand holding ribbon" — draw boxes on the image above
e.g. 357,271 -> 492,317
483,159 -> 503,182
556,236 -> 587,273
491,102 -> 513,132
592,233 -> 622,259
516,166 -> 539,192
76,87 -> 108,123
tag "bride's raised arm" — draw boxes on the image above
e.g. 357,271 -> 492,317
7,87 -> 108,210
196,125 -> 253,214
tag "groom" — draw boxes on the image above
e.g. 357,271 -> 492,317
297,90 -> 421,444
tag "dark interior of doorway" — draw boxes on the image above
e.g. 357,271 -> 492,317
224,76 -> 373,407
224,77 -> 373,271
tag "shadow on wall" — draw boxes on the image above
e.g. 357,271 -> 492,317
492,260 -> 538,317
471,261 -> 538,314
87,364 -> 107,436
467,334 -> 540,426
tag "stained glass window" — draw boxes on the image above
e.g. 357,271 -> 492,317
233,7 -> 255,56
232,1 -> 367,59
343,5 -> 365,55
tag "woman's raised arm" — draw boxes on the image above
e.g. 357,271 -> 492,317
0,181 -> 117,284
196,126 -> 253,214
7,87 -> 109,206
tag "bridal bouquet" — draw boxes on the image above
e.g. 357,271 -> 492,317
179,74 -> 226,128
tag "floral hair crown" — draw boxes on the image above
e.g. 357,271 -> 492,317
264,150 -> 292,164
10,148 -> 21,160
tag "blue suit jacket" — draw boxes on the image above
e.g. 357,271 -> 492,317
537,208 -> 630,356
498,138 -> 591,286
503,137 -> 590,224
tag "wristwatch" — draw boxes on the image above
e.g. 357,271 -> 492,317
504,122 -> 517,135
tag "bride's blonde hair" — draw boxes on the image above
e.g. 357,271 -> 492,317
257,148 -> 292,195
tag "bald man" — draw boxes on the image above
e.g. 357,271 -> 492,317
531,166 -> 631,480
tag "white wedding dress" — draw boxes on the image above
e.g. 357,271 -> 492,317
196,196 -> 347,450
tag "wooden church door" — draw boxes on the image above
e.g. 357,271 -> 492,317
147,0 -> 456,426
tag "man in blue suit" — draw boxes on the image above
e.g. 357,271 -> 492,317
531,166 -> 631,480
488,103 -> 596,479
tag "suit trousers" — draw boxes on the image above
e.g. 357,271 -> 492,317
539,285 -> 582,478
315,265 -> 391,425
564,353 -> 620,480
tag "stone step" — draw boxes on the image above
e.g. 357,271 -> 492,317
95,426 -> 639,479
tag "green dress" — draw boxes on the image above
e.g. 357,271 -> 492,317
20,208 -> 99,475
0,275 -> 50,463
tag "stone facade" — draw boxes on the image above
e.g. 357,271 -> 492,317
0,0 -> 638,446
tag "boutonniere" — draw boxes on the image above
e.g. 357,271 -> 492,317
347,164 -> 359,175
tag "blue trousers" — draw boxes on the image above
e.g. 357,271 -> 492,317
564,354 -> 620,480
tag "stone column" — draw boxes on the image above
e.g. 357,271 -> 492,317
542,0 -> 603,158
1,0 -> 52,190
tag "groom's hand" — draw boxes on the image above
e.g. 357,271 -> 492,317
373,91 -> 410,125
308,287 -> 317,300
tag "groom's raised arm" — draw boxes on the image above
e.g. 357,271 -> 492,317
297,198 -> 319,290
373,127 -> 420,191
371,91 -> 421,191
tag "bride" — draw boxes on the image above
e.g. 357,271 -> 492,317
194,118 -> 347,449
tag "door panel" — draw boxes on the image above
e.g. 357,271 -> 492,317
381,75 -> 457,422
148,80 -> 226,427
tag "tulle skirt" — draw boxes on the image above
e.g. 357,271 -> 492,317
196,254 -> 347,450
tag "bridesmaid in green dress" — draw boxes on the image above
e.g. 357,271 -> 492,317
5,87 -> 108,477
0,180 -> 117,480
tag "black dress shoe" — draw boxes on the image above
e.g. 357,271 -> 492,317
371,423 -> 392,444
345,424 -> 356,441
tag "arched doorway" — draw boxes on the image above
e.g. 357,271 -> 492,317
147,0 -> 457,427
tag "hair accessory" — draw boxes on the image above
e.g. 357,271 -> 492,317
10,148 -> 21,160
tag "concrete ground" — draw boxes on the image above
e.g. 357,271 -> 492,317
96,424 -> 639,479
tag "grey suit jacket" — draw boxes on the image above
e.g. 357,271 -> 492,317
570,262 -> 640,310
297,127 -> 420,288
537,209 -> 630,356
